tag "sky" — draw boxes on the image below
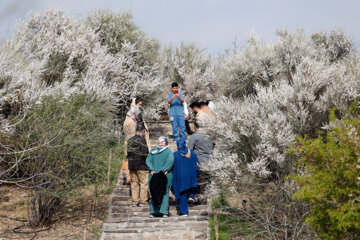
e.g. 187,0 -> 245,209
0,0 -> 359,55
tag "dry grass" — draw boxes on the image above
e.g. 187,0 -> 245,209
0,185 -> 111,240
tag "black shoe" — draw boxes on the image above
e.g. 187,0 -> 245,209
122,177 -> 130,185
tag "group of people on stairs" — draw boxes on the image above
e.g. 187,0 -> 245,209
123,82 -> 215,217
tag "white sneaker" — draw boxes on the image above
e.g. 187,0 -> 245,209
162,214 -> 168,218
188,197 -> 195,203
180,214 -> 188,217
149,214 -> 154,218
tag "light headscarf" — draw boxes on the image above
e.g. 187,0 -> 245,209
150,136 -> 168,154
131,98 -> 136,107
126,106 -> 140,120
126,98 -> 140,120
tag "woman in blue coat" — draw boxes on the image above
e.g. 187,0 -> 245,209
172,137 -> 200,216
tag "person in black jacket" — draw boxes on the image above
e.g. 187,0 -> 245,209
128,128 -> 150,207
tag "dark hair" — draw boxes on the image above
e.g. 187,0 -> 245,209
136,119 -> 145,131
171,82 -> 179,88
194,121 -> 200,129
135,97 -> 142,105
189,101 -> 200,109
199,101 -> 207,107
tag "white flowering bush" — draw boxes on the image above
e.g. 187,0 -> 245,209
86,10 -> 163,120
200,29 -> 359,239
0,9 -> 164,226
203,29 -> 359,181
0,9 -> 163,127
161,43 -> 218,103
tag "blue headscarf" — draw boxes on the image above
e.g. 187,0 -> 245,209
176,137 -> 188,155
172,138 -> 199,200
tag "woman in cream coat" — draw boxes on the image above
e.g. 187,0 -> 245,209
123,98 -> 151,183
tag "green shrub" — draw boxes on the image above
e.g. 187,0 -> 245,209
1,94 -> 117,226
211,196 -> 229,210
15,200 -> 26,206
209,215 -> 231,240
291,107 -> 360,239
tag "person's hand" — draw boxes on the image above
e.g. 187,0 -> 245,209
126,179 -> 131,184
151,171 -> 156,175
184,114 -> 188,120
175,93 -> 180,98
164,171 -> 168,175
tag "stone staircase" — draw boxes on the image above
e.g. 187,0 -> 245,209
100,121 -> 210,240
147,121 -> 178,151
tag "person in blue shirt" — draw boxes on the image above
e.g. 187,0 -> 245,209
167,82 -> 187,141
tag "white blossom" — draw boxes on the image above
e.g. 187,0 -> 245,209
0,8 -> 162,131
202,29 -> 360,179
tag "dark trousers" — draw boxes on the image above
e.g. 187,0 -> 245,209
185,120 -> 193,135
197,171 -> 211,203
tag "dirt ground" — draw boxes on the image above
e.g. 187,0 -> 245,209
0,185 -> 111,240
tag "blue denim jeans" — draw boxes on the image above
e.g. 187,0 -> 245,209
170,115 -> 187,142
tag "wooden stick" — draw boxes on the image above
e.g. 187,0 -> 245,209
107,149 -> 112,186
83,227 -> 87,240
214,213 -> 219,240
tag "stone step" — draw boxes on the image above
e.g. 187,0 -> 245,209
111,190 -> 205,205
100,130 -> 210,240
112,200 -> 131,206
102,227 -> 208,240
130,208 -> 208,217
110,213 -> 131,218
131,204 -> 207,211
101,231 -> 207,240
112,196 -> 131,201
116,183 -> 130,188
149,143 -> 177,151
103,219 -> 208,232
110,208 -> 208,218
113,188 -> 131,195
128,210 -> 208,218
113,185 -> 131,191
103,226 -> 190,234
103,227 -> 208,235
130,211 -> 150,217
105,215 -> 209,224
110,202 -> 208,213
